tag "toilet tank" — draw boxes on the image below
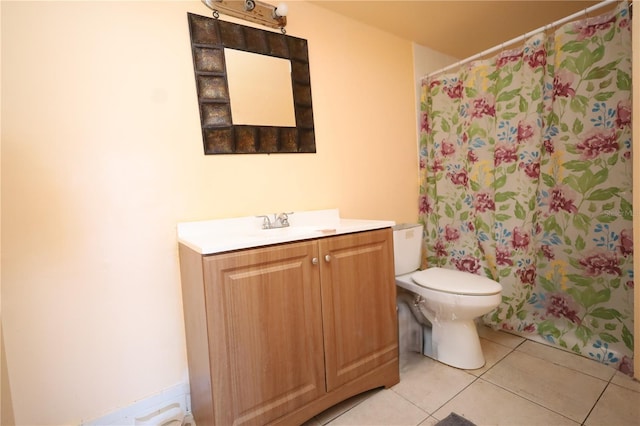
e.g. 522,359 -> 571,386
392,223 -> 424,276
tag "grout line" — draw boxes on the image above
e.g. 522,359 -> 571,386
429,373 -> 481,417
473,338 -> 585,424
580,381 -> 610,425
322,328 -> 631,425
391,355 -> 478,420
512,339 -> 618,382
478,376 -> 581,425
394,335 -> 520,417
389,378 -> 435,419
476,342 -> 519,378
379,383 -> 433,425
606,377 -> 640,394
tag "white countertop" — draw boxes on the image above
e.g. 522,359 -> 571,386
177,209 -> 395,254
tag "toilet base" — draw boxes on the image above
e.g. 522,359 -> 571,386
427,319 -> 485,369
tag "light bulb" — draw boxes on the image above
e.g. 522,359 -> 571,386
274,2 -> 288,17
201,0 -> 217,9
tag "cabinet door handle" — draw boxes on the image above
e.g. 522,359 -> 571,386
324,254 -> 331,262
312,257 -> 318,265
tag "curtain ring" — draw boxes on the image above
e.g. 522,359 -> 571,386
498,42 -> 506,60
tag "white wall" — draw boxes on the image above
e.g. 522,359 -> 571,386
411,43 -> 458,145
0,1 -> 439,423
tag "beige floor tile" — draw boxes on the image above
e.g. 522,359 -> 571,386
313,389 -> 379,425
584,383 -> 640,426
483,351 -> 607,423
467,338 -> 513,377
517,340 -> 616,381
316,336 -> 636,426
433,379 -> 578,426
391,355 -> 476,413
326,388 -> 428,426
611,371 -> 640,393
477,325 -> 526,348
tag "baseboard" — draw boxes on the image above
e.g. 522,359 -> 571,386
82,382 -> 194,426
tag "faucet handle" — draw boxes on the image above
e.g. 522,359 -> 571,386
278,212 -> 293,226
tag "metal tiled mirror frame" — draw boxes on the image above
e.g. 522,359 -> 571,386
188,13 -> 316,154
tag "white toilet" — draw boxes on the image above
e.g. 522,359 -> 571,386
393,224 -> 502,369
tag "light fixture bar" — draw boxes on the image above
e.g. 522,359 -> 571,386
201,0 -> 287,30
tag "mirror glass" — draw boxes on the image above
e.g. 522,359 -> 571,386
225,48 -> 296,126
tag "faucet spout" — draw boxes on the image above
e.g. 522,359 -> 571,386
256,215 -> 272,229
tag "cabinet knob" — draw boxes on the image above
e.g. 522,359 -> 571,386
312,257 -> 318,265
325,254 -> 331,262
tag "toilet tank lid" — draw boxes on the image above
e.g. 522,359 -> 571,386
392,223 -> 422,231
411,267 -> 502,295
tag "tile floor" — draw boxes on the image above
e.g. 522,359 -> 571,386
302,326 -> 640,426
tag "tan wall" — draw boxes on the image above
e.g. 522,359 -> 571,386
1,1 -> 425,423
0,0 -> 6,421
4,2 -> 634,424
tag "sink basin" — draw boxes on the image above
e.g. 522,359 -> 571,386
239,225 -> 325,247
244,226 -> 336,238
177,209 -> 395,254
246,225 -> 323,238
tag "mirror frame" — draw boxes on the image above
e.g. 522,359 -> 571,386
188,13 -> 316,154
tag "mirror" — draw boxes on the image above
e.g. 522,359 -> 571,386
187,13 -> 316,154
225,48 -> 296,126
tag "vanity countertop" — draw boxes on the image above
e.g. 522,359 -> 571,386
177,209 -> 395,255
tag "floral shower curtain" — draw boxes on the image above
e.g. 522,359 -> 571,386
419,3 -> 633,373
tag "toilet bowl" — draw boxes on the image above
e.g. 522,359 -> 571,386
393,224 -> 502,370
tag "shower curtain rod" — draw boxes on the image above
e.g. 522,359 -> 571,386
425,0 -> 620,80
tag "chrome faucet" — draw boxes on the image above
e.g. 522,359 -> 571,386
257,212 -> 293,229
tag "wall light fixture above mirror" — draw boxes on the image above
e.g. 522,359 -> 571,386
188,13 -> 316,154
201,0 -> 288,32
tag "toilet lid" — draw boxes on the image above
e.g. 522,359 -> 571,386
411,267 -> 502,296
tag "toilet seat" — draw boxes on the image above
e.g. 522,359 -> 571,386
411,267 -> 502,296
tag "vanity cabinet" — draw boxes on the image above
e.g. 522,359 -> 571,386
179,228 -> 398,425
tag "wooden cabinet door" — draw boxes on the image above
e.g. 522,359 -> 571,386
203,240 -> 325,425
319,228 -> 398,391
